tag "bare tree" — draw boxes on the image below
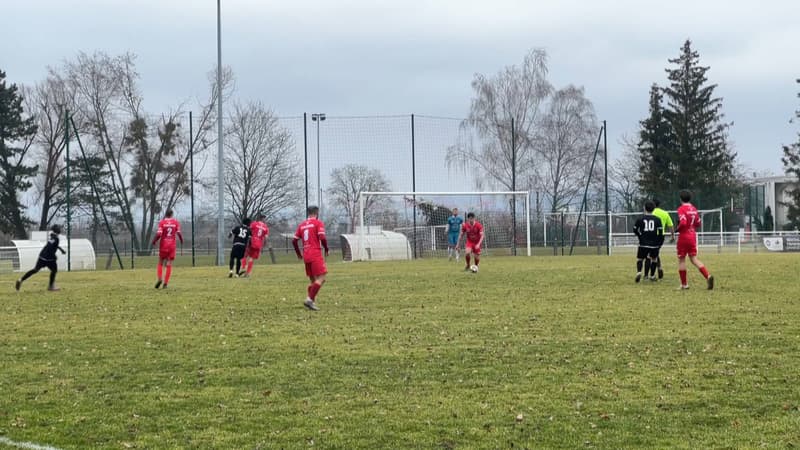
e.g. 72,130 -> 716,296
22,74 -> 83,230
608,135 -> 642,212
326,164 -> 391,232
447,49 -> 552,190
533,85 -> 600,212
224,101 -> 302,221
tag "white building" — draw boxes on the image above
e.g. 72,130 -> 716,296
746,175 -> 798,231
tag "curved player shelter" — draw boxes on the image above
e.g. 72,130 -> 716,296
0,231 -> 96,273
341,227 -> 412,261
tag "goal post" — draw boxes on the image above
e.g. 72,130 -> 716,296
353,191 -> 531,261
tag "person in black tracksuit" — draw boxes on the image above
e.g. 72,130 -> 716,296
16,224 -> 66,292
228,217 -> 252,277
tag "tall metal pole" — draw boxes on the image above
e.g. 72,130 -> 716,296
603,120 -> 609,256
411,114 -> 417,259
303,113 -> 309,213
216,0 -> 225,265
316,118 -> 321,214
511,117 -> 517,256
190,111 -> 196,267
65,109 -> 71,271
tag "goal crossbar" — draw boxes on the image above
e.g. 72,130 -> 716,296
357,191 -> 531,259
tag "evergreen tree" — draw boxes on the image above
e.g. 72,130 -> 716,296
0,70 -> 38,238
637,84 -> 676,207
662,39 -> 738,207
781,79 -> 800,230
638,40 -> 738,210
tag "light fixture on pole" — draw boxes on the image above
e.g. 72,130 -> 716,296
311,113 -> 326,218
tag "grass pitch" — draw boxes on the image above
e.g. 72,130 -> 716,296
1,254 -> 799,449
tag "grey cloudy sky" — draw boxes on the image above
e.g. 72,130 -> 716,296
3,0 -> 799,175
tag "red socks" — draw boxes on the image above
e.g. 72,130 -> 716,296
679,270 -> 687,286
308,282 -> 322,300
474,256 -> 480,266
465,254 -> 471,266
165,265 -> 172,284
698,266 -> 709,279
247,260 -> 254,274
157,263 -> 163,280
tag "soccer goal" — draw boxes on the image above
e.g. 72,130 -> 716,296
351,191 -> 531,261
608,208 -> 724,254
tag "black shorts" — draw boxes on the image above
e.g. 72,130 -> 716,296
231,244 -> 246,259
637,247 -> 660,260
34,258 -> 58,272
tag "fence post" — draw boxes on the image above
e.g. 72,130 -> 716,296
411,114 -> 417,259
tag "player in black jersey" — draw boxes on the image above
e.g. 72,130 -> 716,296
16,224 -> 66,292
633,201 -> 664,283
228,217 -> 252,277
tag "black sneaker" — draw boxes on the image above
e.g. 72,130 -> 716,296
635,272 -> 642,283
228,271 -> 233,278
155,280 -> 162,289
707,275 -> 714,290
15,279 -> 21,291
162,284 -> 168,289
657,268 -> 664,279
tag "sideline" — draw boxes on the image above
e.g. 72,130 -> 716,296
0,437 -> 62,450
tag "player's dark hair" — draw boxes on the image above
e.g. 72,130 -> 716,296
307,205 -> 319,216
467,212 -> 475,219
257,213 -> 266,220
51,224 -> 62,235
644,200 -> 655,212
652,198 -> 661,207
165,209 -> 174,218
242,217 -> 251,226
679,190 -> 692,203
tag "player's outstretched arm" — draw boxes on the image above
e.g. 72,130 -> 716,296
320,236 -> 329,257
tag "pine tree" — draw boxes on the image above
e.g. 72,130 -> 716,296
781,79 -> 800,230
637,84 -> 676,207
661,40 -> 737,208
0,70 -> 38,238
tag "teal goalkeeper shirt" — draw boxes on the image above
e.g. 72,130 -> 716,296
447,215 -> 463,233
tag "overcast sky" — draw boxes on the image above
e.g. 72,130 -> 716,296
3,0 -> 799,176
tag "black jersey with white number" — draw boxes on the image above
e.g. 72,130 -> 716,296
633,214 -> 664,248
229,225 -> 251,247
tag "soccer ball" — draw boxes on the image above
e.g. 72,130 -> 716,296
470,265 -> 479,273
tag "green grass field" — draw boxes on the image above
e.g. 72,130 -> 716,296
2,254 -> 799,449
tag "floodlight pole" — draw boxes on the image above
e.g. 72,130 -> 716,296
603,120 -> 609,256
216,0 -> 225,265
311,113 -> 326,216
65,109 -> 71,271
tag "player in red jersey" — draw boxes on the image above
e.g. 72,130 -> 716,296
151,209 -> 183,289
458,212 -> 485,272
292,205 -> 329,311
676,190 -> 714,290
242,213 -> 269,277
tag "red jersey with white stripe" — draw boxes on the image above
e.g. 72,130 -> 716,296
676,203 -> 701,242
294,218 -> 326,262
155,218 -> 181,249
249,221 -> 269,250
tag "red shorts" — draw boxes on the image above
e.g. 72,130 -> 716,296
676,239 -> 697,258
466,242 -> 481,255
246,246 -> 262,260
159,246 -> 176,260
304,259 -> 327,278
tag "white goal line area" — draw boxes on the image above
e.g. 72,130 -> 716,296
0,436 -> 62,450
352,191 -> 532,261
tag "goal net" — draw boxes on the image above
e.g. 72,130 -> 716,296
347,191 -> 530,261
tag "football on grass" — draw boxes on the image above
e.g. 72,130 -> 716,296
470,265 -> 479,273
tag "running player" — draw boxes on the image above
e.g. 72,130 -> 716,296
151,209 -> 183,289
633,201 -> 664,282
651,198 -> 675,279
293,205 -> 329,311
676,190 -> 714,290
242,213 -> 269,277
15,224 -> 66,292
447,207 -> 463,261
228,217 -> 251,277
458,212 -> 485,272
